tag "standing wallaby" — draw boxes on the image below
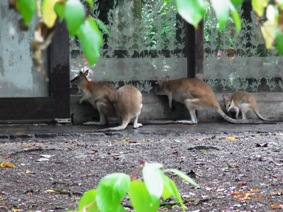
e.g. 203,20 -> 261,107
222,91 -> 268,120
155,77 -> 270,124
71,70 -> 116,125
100,85 -> 143,131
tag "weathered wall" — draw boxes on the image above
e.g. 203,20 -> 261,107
71,93 -> 283,124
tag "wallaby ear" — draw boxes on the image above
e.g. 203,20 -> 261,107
83,70 -> 89,77
222,94 -> 228,101
79,71 -> 84,77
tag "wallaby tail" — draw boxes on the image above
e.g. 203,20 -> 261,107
217,108 -> 240,124
217,108 -> 276,124
253,110 -> 269,121
98,116 -> 131,131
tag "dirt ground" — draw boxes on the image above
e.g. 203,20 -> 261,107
0,124 -> 283,212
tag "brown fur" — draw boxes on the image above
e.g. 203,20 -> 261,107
156,77 -> 271,124
100,85 -> 143,131
222,91 -> 268,120
71,70 -> 116,125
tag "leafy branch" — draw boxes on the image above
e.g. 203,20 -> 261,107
71,161 -> 199,212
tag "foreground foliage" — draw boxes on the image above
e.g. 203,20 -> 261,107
70,161 -> 199,212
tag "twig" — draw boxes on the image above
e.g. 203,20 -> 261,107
5,148 -> 63,158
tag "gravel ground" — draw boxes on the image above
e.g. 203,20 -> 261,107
0,124 -> 283,211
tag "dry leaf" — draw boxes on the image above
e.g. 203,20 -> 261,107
237,182 -> 247,187
270,189 -> 283,196
46,189 -> 56,193
0,206 -> 8,210
231,191 -> 245,196
226,136 -> 236,141
0,161 -> 16,168
270,203 -> 283,210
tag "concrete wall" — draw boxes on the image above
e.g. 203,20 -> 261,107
71,93 -> 283,124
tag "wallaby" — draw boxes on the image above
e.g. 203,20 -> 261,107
155,77 -> 272,124
71,70 -> 116,125
222,91 -> 268,120
100,85 -> 143,131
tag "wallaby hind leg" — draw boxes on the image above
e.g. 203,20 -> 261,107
239,105 -> 250,120
83,102 -> 107,125
175,99 -> 198,124
133,110 -> 142,129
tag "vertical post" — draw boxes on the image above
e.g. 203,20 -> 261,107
186,23 -> 196,78
195,21 -> 204,79
49,22 -> 70,118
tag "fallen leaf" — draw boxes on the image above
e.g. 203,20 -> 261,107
270,190 -> 283,196
231,191 -> 245,196
226,136 -> 236,141
40,154 -> 54,159
187,170 -> 197,178
237,182 -> 247,187
111,153 -> 120,157
270,203 -> 283,210
26,170 -> 34,174
0,206 -> 8,210
36,158 -> 49,162
0,161 -> 16,168
46,189 -> 56,193
255,143 -> 268,147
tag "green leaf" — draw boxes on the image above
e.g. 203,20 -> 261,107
277,0 -> 283,10
142,163 -> 164,198
231,0 -> 244,7
54,2 -> 65,21
95,173 -> 130,212
77,17 -> 103,65
261,5 -> 278,49
95,19 -> 109,35
166,169 -> 200,187
252,0 -> 269,16
162,182 -> 172,200
211,0 -> 241,32
78,189 -> 98,212
276,33 -> 283,54
86,0 -> 94,9
65,0 -> 85,36
162,174 -> 185,211
211,0 -> 229,30
42,0 -> 58,28
163,0 -> 171,5
129,180 -> 160,212
230,6 -> 242,33
176,0 -> 207,28
17,0 -> 36,25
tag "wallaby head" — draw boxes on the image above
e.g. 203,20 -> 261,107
71,70 -> 89,83
222,94 -> 234,112
155,76 -> 170,95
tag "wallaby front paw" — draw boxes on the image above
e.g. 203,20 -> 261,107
133,123 -> 143,129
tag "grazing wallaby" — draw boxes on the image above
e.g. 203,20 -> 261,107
100,85 -> 143,131
222,91 -> 268,120
71,70 -> 116,125
155,77 -> 270,124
